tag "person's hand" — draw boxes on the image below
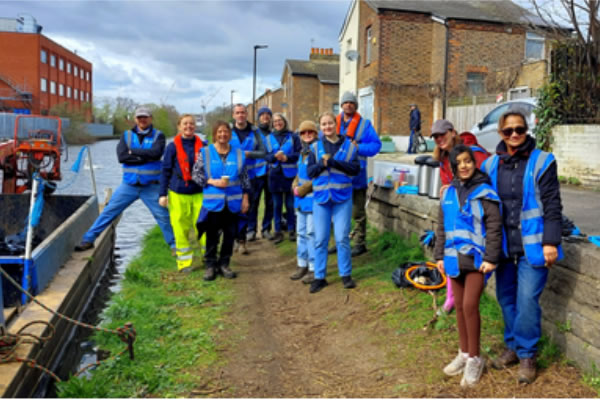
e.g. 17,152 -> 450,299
543,245 -> 558,267
245,151 -> 250,157
352,140 -> 359,149
209,178 -> 228,188
275,150 -> 284,161
294,187 -> 299,196
241,194 -> 249,214
439,184 -> 450,197
322,153 -> 331,167
436,260 -> 445,275
480,261 -> 496,274
158,196 -> 168,208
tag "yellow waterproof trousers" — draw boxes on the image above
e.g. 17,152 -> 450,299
168,190 -> 205,270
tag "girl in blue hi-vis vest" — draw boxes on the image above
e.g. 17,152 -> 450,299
434,144 -> 502,388
482,109 -> 563,385
306,111 -> 360,294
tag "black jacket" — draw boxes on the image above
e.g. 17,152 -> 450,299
495,136 -> 562,257
307,135 -> 360,179
116,124 -> 165,165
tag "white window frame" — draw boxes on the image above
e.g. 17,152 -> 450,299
80,90 -> 85,101
50,54 -> 56,67
525,32 -> 545,60
67,86 -> 71,98
67,62 -> 71,73
365,26 -> 372,65
86,71 -> 90,81
345,38 -> 352,75
40,49 -> 47,63
50,81 -> 56,94
74,88 -> 78,100
80,69 -> 84,79
86,92 -> 90,102
59,58 -> 64,70
74,65 -> 78,77
40,78 -> 47,92
59,83 -> 64,96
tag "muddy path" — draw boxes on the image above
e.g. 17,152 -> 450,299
197,238 -> 595,398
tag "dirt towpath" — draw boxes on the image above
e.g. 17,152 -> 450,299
198,238 -> 595,398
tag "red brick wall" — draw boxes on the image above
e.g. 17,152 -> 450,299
0,32 -> 92,118
319,83 -> 338,118
289,75 -> 319,130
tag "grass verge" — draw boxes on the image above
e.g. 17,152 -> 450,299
56,227 -> 233,398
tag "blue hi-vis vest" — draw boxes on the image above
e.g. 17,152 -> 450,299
266,132 -> 297,178
471,145 -> 488,156
230,128 -> 267,179
202,144 -> 245,213
122,129 -> 162,185
339,115 -> 371,188
441,183 -> 500,278
481,149 -> 564,267
294,153 -> 314,212
311,138 -> 357,204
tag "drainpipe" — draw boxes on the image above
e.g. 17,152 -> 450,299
433,15 -> 449,119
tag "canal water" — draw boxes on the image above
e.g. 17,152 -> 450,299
39,139 -> 159,396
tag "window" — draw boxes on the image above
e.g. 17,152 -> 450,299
80,90 -> 84,101
74,65 -> 78,77
466,72 -> 486,95
525,32 -> 545,60
332,103 -> 340,114
66,86 -> 71,98
74,88 -> 78,100
50,54 -> 56,67
50,81 -> 56,94
86,92 -> 90,102
86,71 -> 90,81
345,38 -> 352,75
40,49 -> 47,63
365,26 -> 372,65
59,84 -> 64,96
40,78 -> 47,92
80,69 -> 84,79
59,58 -> 64,70
67,62 -> 71,73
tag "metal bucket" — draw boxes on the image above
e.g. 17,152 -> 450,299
427,159 -> 442,199
415,155 -> 432,196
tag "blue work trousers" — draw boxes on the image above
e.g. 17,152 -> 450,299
296,210 -> 315,270
247,175 -> 273,234
272,191 -> 295,233
495,255 -> 549,359
313,197 -> 352,279
408,129 -> 416,154
82,182 -> 175,248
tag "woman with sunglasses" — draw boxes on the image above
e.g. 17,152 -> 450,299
481,108 -> 563,384
431,119 -> 490,314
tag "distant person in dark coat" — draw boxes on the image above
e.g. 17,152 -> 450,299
408,104 -> 421,154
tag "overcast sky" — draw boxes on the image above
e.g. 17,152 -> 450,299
2,0 -> 351,114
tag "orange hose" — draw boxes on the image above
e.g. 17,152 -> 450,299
404,262 -> 447,290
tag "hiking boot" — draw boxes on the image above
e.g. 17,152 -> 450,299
288,231 -> 296,242
309,278 -> 328,293
74,241 -> 94,252
246,231 -> 257,242
351,244 -> 367,257
179,266 -> 193,274
290,267 -> 308,280
443,350 -> 468,376
239,240 -> 249,255
220,264 -> 237,279
203,266 -> 216,281
460,356 -> 485,387
328,245 -> 337,254
341,275 -> 356,289
263,231 -> 274,240
302,271 -> 315,284
273,232 -> 284,244
518,357 -> 537,384
491,348 -> 518,370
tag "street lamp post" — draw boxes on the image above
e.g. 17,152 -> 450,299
230,89 -> 235,115
253,44 -> 268,120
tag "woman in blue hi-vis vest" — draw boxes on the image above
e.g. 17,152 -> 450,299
482,109 -> 563,385
192,121 -> 250,282
306,111 -> 360,294
434,144 -> 502,387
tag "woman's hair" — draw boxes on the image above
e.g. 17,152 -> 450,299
177,113 -> 196,127
449,144 -> 476,176
272,112 -> 288,131
212,120 -> 231,138
432,131 -> 461,161
318,111 -> 336,125
498,107 -> 529,132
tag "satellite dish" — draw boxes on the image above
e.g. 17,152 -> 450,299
345,50 -> 359,61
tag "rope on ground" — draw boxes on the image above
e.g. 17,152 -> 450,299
0,265 -> 136,382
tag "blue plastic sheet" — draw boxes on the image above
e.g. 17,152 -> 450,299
589,235 -> 600,248
396,185 -> 419,195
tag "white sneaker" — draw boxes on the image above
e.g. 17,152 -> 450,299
460,356 -> 485,387
443,350 -> 468,376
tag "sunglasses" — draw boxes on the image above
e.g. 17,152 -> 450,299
300,130 -> 315,135
501,126 -> 527,136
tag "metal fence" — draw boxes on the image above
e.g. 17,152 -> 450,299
0,113 -> 70,141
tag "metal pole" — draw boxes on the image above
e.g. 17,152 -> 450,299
24,178 -> 39,262
86,146 -> 98,202
252,46 -> 257,119
230,89 -> 235,115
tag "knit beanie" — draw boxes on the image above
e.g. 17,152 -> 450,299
257,106 -> 272,118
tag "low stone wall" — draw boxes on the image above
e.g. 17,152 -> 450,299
553,125 -> 600,187
367,185 -> 600,372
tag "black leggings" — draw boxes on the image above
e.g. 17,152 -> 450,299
204,207 -> 238,268
451,271 -> 485,357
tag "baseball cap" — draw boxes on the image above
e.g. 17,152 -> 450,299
135,106 -> 152,118
431,119 -> 454,135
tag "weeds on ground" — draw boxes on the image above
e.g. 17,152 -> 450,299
56,227 -> 233,398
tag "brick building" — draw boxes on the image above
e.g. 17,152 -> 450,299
279,48 -> 339,131
254,88 -> 284,118
339,0 -> 550,136
0,15 -> 92,118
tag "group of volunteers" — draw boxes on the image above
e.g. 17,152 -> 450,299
74,92 -> 382,294
430,110 -> 562,387
74,96 -> 561,388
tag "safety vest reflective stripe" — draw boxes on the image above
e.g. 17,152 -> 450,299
177,247 -> 191,253
354,118 -> 367,143
313,183 -> 352,191
298,178 -> 311,185
202,145 -> 244,212
312,139 -> 356,204
177,254 -> 193,261
122,168 -> 161,174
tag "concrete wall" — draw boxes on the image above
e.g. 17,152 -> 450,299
553,125 -> 600,187
367,185 -> 600,373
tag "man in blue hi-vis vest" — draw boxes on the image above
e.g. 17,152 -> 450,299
75,107 -> 175,252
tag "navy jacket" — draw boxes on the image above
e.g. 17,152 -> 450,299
409,108 -> 421,131
495,135 -> 562,256
307,135 -> 361,179
159,137 -> 203,196
266,130 -> 301,192
117,124 -> 165,165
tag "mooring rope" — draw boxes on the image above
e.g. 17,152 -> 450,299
0,266 -> 136,382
